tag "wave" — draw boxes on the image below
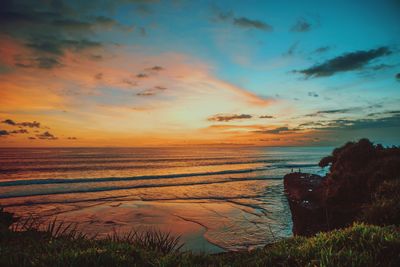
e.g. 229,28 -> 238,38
0,167 -> 270,187
0,176 -> 273,199
0,159 -> 287,173
0,163 -> 317,187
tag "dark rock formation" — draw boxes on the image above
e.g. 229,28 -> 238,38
284,173 -> 327,236
284,138 -> 400,236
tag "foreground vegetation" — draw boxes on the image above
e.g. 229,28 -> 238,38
1,209 -> 399,267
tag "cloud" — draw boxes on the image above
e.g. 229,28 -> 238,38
255,126 -> 299,134
136,86 -> 167,96
306,108 -> 356,117
298,111 -> 400,134
26,37 -> 102,55
314,46 -> 330,54
18,121 -> 40,128
136,90 -> 155,96
36,56 -> 62,69
214,9 -> 273,31
0,130 -> 10,136
233,17 -> 273,31
149,66 -> 163,71
136,73 -> 148,78
1,119 -> 41,128
36,131 -> 58,140
15,56 -> 61,69
1,119 -> 16,126
67,136 -> 77,140
290,18 -> 311,32
122,79 -> 137,86
0,1 -> 134,70
259,115 -> 274,119
308,91 -> 319,97
208,114 -> 253,122
296,47 -> 392,78
10,129 -> 29,134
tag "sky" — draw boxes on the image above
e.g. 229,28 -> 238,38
0,0 -> 399,147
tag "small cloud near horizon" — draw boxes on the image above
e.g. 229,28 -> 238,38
208,114 -> 253,122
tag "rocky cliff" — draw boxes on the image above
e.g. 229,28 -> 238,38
284,139 -> 400,236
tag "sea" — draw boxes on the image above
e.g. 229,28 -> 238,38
0,146 -> 331,252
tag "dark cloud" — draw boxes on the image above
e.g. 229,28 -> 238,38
150,66 -> 163,71
14,53 -> 63,69
306,108 -> 356,117
35,56 -> 62,69
122,79 -> 137,86
18,121 -> 40,128
136,86 -> 167,96
28,136 -> 36,140
1,119 -> 40,128
1,119 -> 16,126
298,111 -> 400,133
67,136 -> 77,140
396,73 -> 400,81
10,129 -> 29,134
214,9 -> 273,31
0,0 -> 137,70
136,73 -> 148,78
136,90 -> 155,96
259,115 -> 274,119
26,37 -> 102,55
308,92 -> 319,97
296,46 -> 392,78
233,17 -> 273,31
0,130 -> 10,136
314,46 -> 330,54
208,114 -> 252,122
290,18 -> 311,32
255,127 -> 299,134
36,131 -> 58,140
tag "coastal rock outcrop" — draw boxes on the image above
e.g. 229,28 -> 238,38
284,138 -> 400,236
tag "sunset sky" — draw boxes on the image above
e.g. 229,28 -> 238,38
0,0 -> 399,146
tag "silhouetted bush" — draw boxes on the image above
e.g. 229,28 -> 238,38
316,139 -> 400,226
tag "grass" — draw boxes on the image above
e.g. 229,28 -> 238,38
361,179 -> 400,226
1,212 -> 399,267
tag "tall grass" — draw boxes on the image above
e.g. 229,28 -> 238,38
106,228 -> 183,254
